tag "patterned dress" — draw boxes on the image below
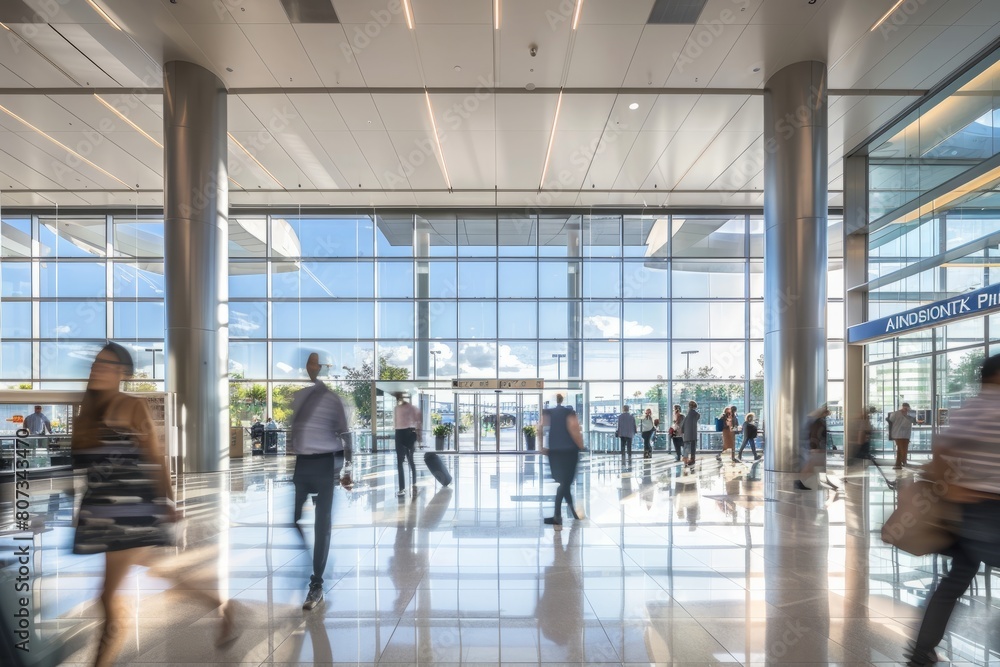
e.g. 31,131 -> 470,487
73,425 -> 173,554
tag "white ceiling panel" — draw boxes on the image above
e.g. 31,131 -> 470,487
495,130 -> 548,189
641,95 -> 700,133
228,130 -> 311,189
331,0 -> 408,25
578,0 -> 655,25
604,96 -> 653,132
839,25 -> 943,90
622,25 -> 694,88
414,25 -> 494,87
664,22 -> 746,87
749,0 -> 829,25
372,94 -> 434,132
0,95 -> 85,132
495,94 -> 559,132
285,94 -> 349,133
709,137 -> 764,191
18,24 -> 117,87
0,26 -> 77,87
698,0 -> 763,25
679,95 -> 747,133
613,131 -> 674,191
583,131 -> 638,189
0,134 -> 101,189
351,131 -> 412,189
149,0 -> 235,24
644,131 -> 717,190
916,23 -> 1000,90
386,130 -> 449,188
439,131 -> 496,189
228,97 -> 268,132
331,94 -> 385,131
497,0 -> 572,89
428,93 -> 496,132
40,130 -> 161,188
556,94 -> 616,131
93,133 -> 163,175
182,24 -> 276,87
954,0 -> 1000,25
293,24 -> 367,87
708,24 -> 772,88
566,24 -> 644,87
344,23 -> 423,87
0,64 -> 29,87
49,94 -> 162,141
225,0 -> 289,24
0,162 -> 49,190
888,24 -> 994,89
722,98 -> 763,134
240,24 -> 323,87
410,0 -> 491,24
676,131 -> 759,190
921,0 -> 983,25
13,131 -> 132,189
56,24 -> 155,88
413,190 -> 494,206
542,130 -> 606,190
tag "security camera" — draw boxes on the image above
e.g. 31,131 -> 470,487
529,45 -> 538,57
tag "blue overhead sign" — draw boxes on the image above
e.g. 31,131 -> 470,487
848,282 -> 1000,343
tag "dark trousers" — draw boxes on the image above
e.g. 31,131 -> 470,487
549,450 -> 579,519
619,436 -> 633,462
738,436 -> 757,458
293,452 -> 343,588
684,440 -> 696,464
395,428 -> 417,491
641,430 -> 654,454
671,436 -> 684,461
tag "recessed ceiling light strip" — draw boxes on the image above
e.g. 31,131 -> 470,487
402,0 -> 415,30
85,0 -> 123,31
539,90 -> 564,190
572,0 -> 584,30
424,91 -> 452,190
228,133 -> 284,189
870,0 -> 906,32
94,94 -> 162,148
494,0 -> 501,30
0,102 -> 130,188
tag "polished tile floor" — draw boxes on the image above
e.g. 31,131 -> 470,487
2,451 -> 999,665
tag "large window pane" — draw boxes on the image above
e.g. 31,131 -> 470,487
624,215 -> 667,258
113,263 -> 165,298
623,302 -> 668,338
539,215 -> 582,257
458,261 -> 496,298
671,341 -> 746,379
622,261 -> 668,299
538,262 -> 573,298
583,302 -> 620,338
376,214 -> 413,257
538,342 -> 577,380
624,342 -> 667,379
378,261 -> 413,298
583,341 -> 620,380
671,215 -> 746,258
272,341 -> 374,379
583,262 -> 621,298
113,302 -> 164,339
230,302 -> 267,339
41,301 -> 106,338
229,342 -> 268,379
379,302 -> 414,339
498,216 -> 536,256
672,302 -> 745,338
1,218 -> 31,257
458,215 -> 497,257
584,215 -> 620,257
40,262 -> 106,298
378,341 -> 415,377
1,302 -> 31,338
271,302 -> 375,339
499,302 -> 537,338
39,218 -> 106,258
230,262 -> 267,298
0,342 -> 31,380
39,342 -> 98,379
275,216 -> 374,258
539,302 -> 578,338
229,217 -> 268,258
272,262 -> 374,298
459,342 -> 497,377
459,301 -> 497,338
417,215 -> 457,256
427,261 -> 457,298
1,262 -> 30,297
499,341 -> 537,377
498,261 -> 537,298
115,219 -> 164,258
672,261 -> 745,298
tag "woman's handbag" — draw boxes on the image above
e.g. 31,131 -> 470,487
715,417 -> 724,432
881,479 -> 959,556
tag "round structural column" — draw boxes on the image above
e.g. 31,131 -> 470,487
763,61 -> 828,475
163,61 -> 229,473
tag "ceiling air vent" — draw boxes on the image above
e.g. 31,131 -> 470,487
647,0 -> 708,24
279,0 -> 339,23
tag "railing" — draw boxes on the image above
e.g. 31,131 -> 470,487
0,434 -> 73,472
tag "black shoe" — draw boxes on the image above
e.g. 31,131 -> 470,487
793,480 -> 811,491
543,516 -> 563,526
736,456 -> 743,463
302,585 -> 324,611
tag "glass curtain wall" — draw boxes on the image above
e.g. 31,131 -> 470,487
0,210 -> 845,450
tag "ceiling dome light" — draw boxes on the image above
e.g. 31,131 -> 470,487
628,102 -> 639,110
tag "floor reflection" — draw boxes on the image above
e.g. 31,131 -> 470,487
2,452 -> 1000,664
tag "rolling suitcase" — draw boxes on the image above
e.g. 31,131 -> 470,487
424,452 -> 452,487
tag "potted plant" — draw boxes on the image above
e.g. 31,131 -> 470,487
523,424 -> 537,451
433,423 -> 452,451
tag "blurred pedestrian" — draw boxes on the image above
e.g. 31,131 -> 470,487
737,412 -> 759,462
639,408 -> 656,459
23,405 -> 52,435
888,403 -> 918,469
393,392 -> 421,497
681,401 -> 700,473
906,354 -> 1000,666
670,404 -> 685,462
289,352 -> 352,611
73,343 -> 234,666
795,405 -> 830,490
615,404 -> 637,468
540,393 -> 584,530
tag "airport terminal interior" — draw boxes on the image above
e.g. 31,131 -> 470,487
3,0 -> 1000,664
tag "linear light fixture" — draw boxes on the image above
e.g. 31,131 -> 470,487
539,90 -> 564,190
870,0 -> 906,32
0,102 -> 131,188
227,133 -> 284,188
228,176 -> 245,190
892,167 -> 1000,225
0,22 -> 12,32
424,91 -> 452,190
94,94 -> 162,148
494,0 -> 501,30
86,0 -> 123,31
402,0 -> 415,30
572,0 -> 584,29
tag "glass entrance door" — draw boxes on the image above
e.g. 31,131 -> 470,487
454,390 -> 542,452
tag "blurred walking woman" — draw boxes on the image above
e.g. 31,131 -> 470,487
73,343 -> 230,665
540,393 -> 585,529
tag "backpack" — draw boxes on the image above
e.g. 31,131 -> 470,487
715,417 -> 724,432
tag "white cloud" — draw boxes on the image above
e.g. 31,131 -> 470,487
623,320 -> 654,337
584,315 -> 653,338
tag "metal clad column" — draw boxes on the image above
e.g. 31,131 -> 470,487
163,61 -> 229,473
763,61 -> 828,475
